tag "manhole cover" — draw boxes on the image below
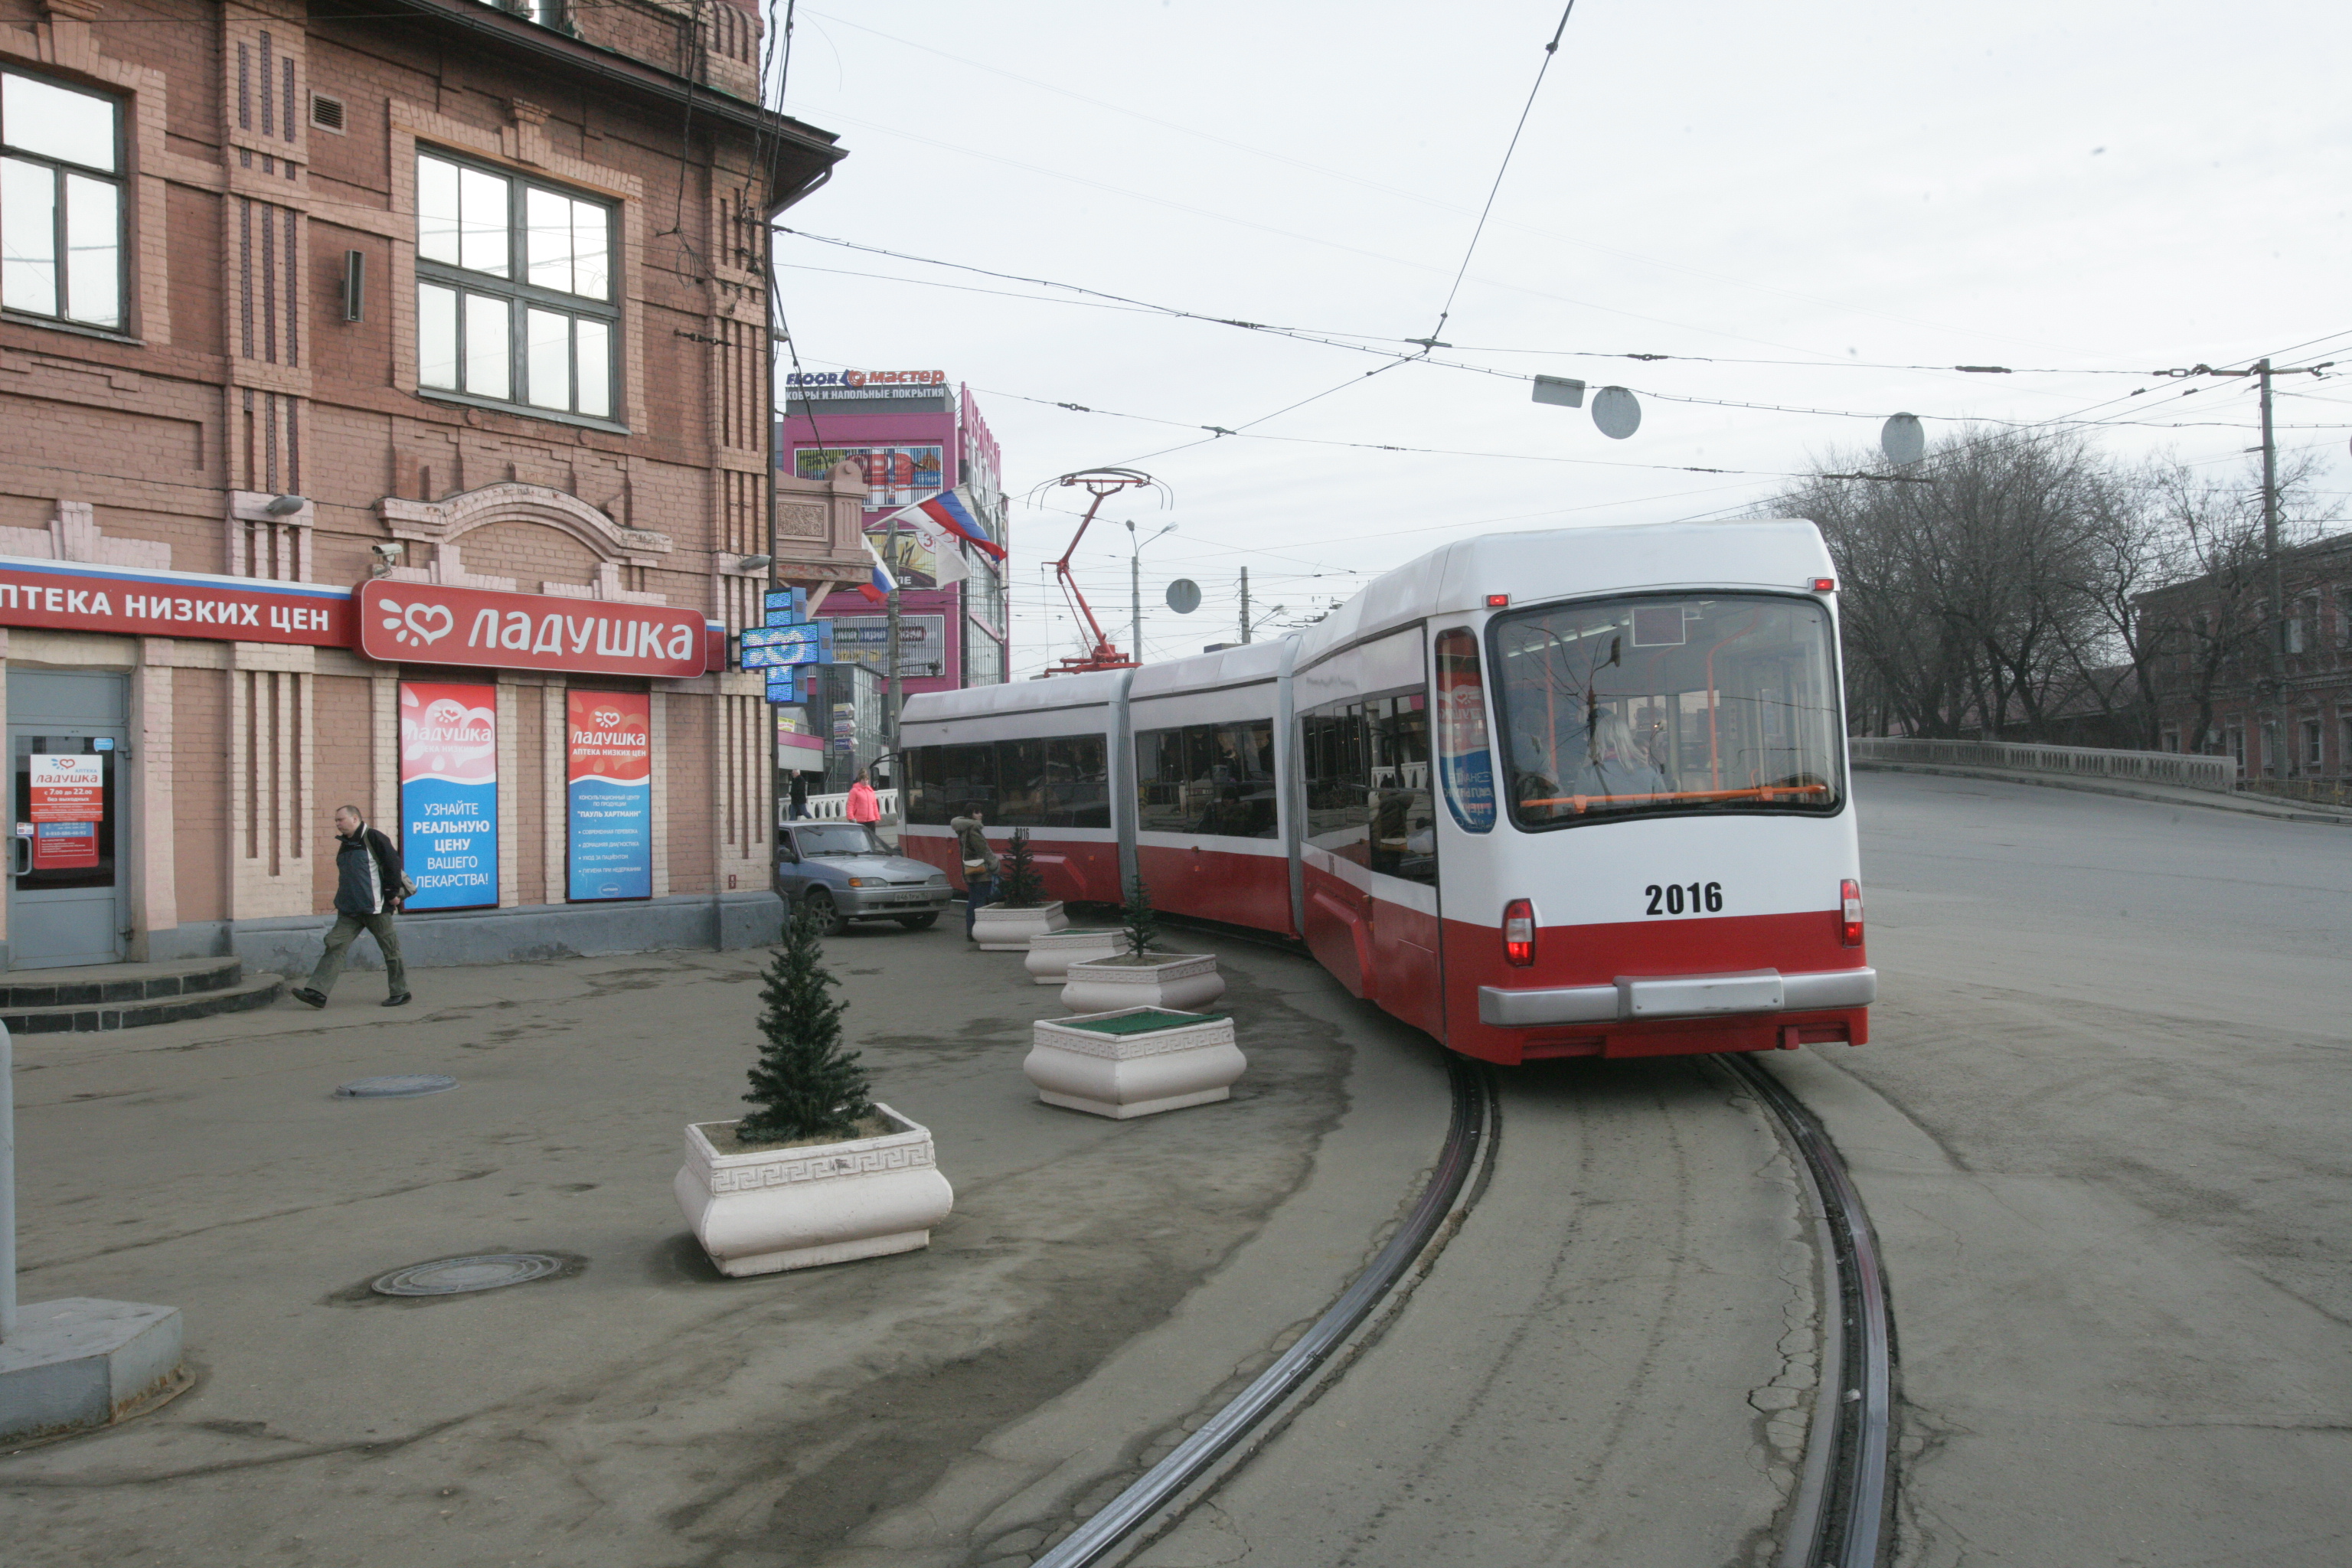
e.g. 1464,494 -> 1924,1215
336,1074 -> 456,1099
370,1253 -> 567,1297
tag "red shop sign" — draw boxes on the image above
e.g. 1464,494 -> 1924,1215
0,556 -> 351,645
357,580 -> 711,679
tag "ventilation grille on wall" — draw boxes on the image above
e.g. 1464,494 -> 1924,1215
309,93 -> 345,133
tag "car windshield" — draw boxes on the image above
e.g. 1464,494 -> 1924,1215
1491,593 -> 1844,828
792,824 -> 882,857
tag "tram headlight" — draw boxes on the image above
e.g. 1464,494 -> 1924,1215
1840,879 -> 1865,947
1503,899 -> 1537,967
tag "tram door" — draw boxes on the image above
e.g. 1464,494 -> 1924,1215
8,670 -> 129,969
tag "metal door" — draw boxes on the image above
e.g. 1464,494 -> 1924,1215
8,670 -> 129,969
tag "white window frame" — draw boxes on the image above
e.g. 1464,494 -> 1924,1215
413,146 -> 620,427
0,66 -> 126,332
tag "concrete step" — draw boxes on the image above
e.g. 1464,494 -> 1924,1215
1,971 -> 285,1034
0,956 -> 246,1009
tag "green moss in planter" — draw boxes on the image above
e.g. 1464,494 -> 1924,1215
1060,1008 -> 1227,1035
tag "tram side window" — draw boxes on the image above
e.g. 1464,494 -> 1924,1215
1365,695 -> 1436,885
996,737 -> 1047,826
904,746 -> 947,825
1301,696 -> 1435,884
1300,702 -> 1369,861
939,743 -> 997,820
1044,733 -> 1109,827
906,736 -> 1109,828
1134,720 -> 1278,838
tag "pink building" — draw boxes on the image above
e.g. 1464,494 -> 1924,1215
779,373 -> 1008,700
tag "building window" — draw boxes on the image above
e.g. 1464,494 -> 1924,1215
2341,717 -> 2352,775
0,69 -> 124,330
2305,718 -> 2324,769
414,150 -> 615,420
474,0 -> 569,25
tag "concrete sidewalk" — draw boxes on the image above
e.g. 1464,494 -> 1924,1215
0,925 -> 1451,1566
1855,760 -> 2352,824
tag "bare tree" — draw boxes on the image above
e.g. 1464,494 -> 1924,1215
1781,427 -> 2117,740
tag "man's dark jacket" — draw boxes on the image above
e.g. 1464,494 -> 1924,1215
333,824 -> 404,917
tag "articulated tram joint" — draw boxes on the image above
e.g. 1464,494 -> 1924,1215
1477,966 -> 1878,1027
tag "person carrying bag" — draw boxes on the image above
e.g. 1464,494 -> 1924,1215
292,805 -> 413,1008
948,801 -> 1001,941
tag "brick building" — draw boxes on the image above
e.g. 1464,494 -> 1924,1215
0,0 -> 866,975
2141,531 -> 2352,779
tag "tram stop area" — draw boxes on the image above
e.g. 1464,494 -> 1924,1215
0,921 -> 1452,1567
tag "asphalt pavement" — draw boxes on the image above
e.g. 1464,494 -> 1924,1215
0,926 -> 1450,1567
1790,769 -> 2352,1568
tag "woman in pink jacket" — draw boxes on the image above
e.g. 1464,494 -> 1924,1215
845,768 -> 881,828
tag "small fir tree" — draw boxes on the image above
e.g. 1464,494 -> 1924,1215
998,828 -> 1044,909
737,903 -> 874,1144
1121,872 -> 1159,960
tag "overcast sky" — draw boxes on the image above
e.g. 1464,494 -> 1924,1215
769,0 -> 2352,677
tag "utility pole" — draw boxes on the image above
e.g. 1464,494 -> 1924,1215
1130,550 -> 1142,664
1239,566 -> 1251,645
884,508 -> 901,753
2259,358 -> 2286,776
2259,358 -> 2282,647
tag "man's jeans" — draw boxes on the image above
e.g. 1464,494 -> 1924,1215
308,911 -> 408,998
964,874 -> 996,939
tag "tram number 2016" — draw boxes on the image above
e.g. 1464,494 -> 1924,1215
1645,881 -> 1724,916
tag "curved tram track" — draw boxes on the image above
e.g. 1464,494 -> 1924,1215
1034,1051 -> 1893,1568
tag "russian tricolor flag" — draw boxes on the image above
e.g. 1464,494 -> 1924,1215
858,537 -> 898,604
877,485 -> 1004,561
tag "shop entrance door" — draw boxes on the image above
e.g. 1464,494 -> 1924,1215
8,670 -> 129,969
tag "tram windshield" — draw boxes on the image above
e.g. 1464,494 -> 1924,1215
1491,593 -> 1844,827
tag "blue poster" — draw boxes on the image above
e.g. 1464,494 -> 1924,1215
400,682 -> 499,910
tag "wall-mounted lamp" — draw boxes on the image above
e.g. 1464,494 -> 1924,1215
263,493 -> 307,516
736,554 -> 773,573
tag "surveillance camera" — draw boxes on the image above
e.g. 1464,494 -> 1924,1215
370,542 -> 404,561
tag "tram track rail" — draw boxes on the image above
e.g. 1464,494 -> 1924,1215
1726,1053 -> 1896,1568
1031,1052 -> 1495,1568
1031,1041 -> 1893,1568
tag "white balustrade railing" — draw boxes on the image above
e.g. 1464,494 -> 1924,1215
1849,737 -> 2236,793
794,788 -> 901,822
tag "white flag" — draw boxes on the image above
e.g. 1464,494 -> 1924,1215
906,511 -> 969,586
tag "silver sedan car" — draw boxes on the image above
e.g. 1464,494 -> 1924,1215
774,821 -> 952,934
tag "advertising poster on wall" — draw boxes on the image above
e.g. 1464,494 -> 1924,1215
27,753 -> 104,871
400,681 -> 498,910
824,614 -> 949,678
565,691 -> 652,902
792,445 -> 945,510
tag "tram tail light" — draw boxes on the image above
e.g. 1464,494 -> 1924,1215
1503,899 -> 1537,967
1840,878 -> 1864,947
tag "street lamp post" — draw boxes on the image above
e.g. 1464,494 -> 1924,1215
1124,520 -> 1176,663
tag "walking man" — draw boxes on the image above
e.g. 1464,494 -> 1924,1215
292,805 -> 411,1008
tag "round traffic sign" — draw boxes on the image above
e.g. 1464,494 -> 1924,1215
1591,386 -> 1642,440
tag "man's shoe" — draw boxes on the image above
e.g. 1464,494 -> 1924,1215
383,993 -> 412,1008
291,988 -> 327,1008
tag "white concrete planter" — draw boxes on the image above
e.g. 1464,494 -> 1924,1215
1026,1007 -> 1246,1119
1060,951 -> 1225,1014
972,900 -> 1069,951
675,1102 -> 954,1277
1024,927 -> 1125,985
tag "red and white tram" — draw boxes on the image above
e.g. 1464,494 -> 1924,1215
897,518 -> 1873,1065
